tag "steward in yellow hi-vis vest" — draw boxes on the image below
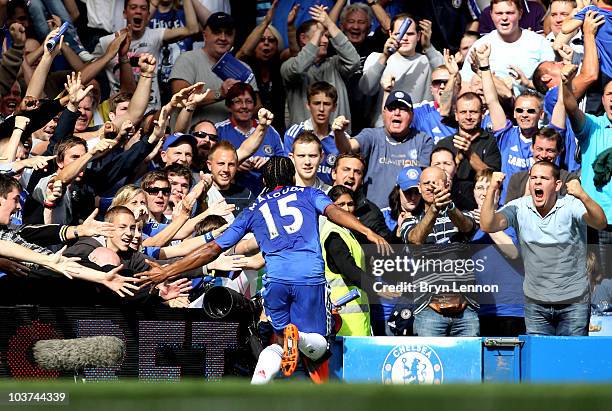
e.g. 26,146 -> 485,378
320,220 -> 371,336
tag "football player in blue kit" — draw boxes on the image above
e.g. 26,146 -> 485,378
137,157 -> 391,383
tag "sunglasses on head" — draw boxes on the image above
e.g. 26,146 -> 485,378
514,108 -> 538,114
144,187 -> 171,196
192,131 -> 218,141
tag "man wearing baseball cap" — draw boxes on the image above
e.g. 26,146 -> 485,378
333,89 -> 433,211
170,11 -> 259,125
160,132 -> 198,167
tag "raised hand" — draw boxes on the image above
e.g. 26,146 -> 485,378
383,36 -> 399,57
46,15 -> 62,31
453,133 -> 472,153
103,121 -> 119,140
207,253 -> 249,271
43,27 -> 64,58
108,28 -> 129,58
432,180 -> 452,212
220,78 -> 240,98
560,63 -> 578,85
491,172 -> 505,192
100,265 -> 141,297
381,74 -> 395,92
287,3 -> 300,26
263,0 -> 279,24
419,19 -> 433,50
16,96 -> 41,115
13,115 -> 30,131
257,108 -> 274,126
475,43 -> 491,66
158,278 -> 193,301
9,22 -> 26,47
207,199 -> 235,217
78,208 -> 116,238
508,64 -> 529,87
136,259 -> 172,285
119,25 -> 132,58
0,258 -> 31,277
566,179 -> 586,199
558,44 -> 574,65
118,120 -> 135,140
309,5 -> 332,28
18,155 -> 55,171
45,178 -> 64,207
332,115 -> 350,132
46,245 -> 82,279
366,230 -> 393,256
138,53 -> 157,76
90,138 -> 118,158
65,72 -> 94,106
443,48 -> 459,76
583,10 -> 605,37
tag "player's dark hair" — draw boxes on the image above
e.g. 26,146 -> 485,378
292,131 -> 322,153
262,156 -> 295,190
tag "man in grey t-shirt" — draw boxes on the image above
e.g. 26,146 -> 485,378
332,90 -> 433,209
170,12 -> 258,126
480,162 -> 608,336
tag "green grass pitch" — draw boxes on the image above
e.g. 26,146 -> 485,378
1,380 -> 612,411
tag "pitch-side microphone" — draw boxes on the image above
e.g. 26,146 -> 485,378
33,336 -> 125,371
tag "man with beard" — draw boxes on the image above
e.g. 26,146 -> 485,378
93,0 -> 198,111
434,92 -> 501,211
481,164 -> 607,335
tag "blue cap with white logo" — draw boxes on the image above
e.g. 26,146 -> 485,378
397,166 -> 421,191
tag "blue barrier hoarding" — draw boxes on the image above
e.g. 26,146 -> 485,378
520,336 -> 612,382
332,337 -> 482,384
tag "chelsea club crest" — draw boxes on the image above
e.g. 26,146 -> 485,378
381,344 -> 444,384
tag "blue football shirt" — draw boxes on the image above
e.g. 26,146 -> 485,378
411,101 -> 458,144
574,5 -> 612,78
284,119 -> 340,185
215,186 -> 333,285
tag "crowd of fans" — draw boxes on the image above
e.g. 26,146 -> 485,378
0,0 -> 611,362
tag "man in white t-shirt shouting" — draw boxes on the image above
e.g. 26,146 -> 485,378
93,0 -> 198,111
460,0 -> 555,93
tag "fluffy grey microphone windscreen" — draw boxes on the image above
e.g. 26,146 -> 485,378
33,336 -> 125,370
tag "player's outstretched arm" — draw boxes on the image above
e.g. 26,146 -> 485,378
137,241 -> 223,285
325,204 -> 392,256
